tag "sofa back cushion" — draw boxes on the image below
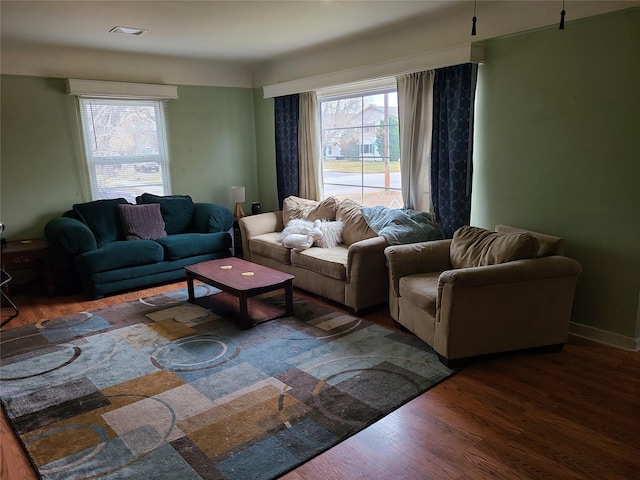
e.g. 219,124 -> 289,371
282,196 -> 339,224
495,224 -> 564,256
137,193 -> 194,235
336,199 -> 377,246
450,226 -> 539,269
73,198 -> 129,247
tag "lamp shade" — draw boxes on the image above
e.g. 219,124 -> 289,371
229,186 -> 246,220
229,186 -> 245,203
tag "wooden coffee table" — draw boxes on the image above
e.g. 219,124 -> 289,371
185,257 -> 294,329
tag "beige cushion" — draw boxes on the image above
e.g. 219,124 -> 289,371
249,233 -> 291,264
399,273 -> 440,316
291,246 -> 348,280
450,226 -> 538,269
282,196 -> 339,224
336,199 -> 377,246
495,225 -> 564,256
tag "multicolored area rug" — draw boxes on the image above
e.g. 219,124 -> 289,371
0,286 -> 456,480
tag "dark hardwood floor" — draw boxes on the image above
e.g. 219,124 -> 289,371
2,281 -> 638,480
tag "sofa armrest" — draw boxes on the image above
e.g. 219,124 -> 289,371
238,212 -> 284,261
192,203 -> 234,233
343,235 -> 390,311
346,236 -> 389,283
384,239 -> 452,298
45,217 -> 97,255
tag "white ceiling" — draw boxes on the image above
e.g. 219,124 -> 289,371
0,1 -> 461,64
2,1 -> 638,88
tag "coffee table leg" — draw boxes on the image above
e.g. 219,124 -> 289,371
186,274 -> 195,303
238,292 -> 249,329
284,280 -> 294,316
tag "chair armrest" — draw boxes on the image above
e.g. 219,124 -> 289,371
438,256 -> 582,289
346,235 -> 389,283
384,239 -> 452,297
192,203 -> 234,233
434,256 -> 582,359
238,212 -> 284,261
45,217 -> 97,255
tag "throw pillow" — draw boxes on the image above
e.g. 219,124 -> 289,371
450,226 -> 539,269
282,196 -> 339,224
137,193 -> 194,235
336,199 -> 377,246
317,220 -> 343,248
73,198 -> 129,247
279,219 -> 315,241
118,203 -> 167,241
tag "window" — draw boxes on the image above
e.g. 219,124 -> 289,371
78,98 -> 171,202
319,89 -> 401,208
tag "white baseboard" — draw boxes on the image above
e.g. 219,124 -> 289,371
569,322 -> 640,351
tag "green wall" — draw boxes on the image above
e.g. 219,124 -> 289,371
472,9 -> 640,339
167,85 -> 258,205
0,76 -> 258,240
252,90 -> 279,213
1,76 -> 81,239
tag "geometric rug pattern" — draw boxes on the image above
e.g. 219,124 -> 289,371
0,286 -> 456,480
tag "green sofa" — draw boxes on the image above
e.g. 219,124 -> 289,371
45,194 -> 233,298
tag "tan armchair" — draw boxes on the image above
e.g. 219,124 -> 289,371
384,225 -> 582,366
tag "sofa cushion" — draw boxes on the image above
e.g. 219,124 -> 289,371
73,198 -> 129,248
282,196 -> 339,224
137,193 -> 194,235
399,272 -> 441,316
156,232 -> 231,260
495,224 -> 564,257
336,199 -> 377,246
250,233 -> 292,264
75,240 -> 164,274
118,203 -> 167,241
291,247 -> 348,281
450,226 -> 539,269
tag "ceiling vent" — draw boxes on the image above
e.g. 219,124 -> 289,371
109,26 -> 147,36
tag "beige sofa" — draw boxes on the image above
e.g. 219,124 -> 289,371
238,196 -> 390,313
384,225 -> 582,366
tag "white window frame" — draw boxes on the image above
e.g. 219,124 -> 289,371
77,97 -> 172,202
318,86 -> 402,208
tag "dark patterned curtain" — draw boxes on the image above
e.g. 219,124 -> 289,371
431,63 -> 478,237
274,94 -> 300,209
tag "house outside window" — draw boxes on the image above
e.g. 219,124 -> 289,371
319,89 -> 401,208
78,98 -> 171,202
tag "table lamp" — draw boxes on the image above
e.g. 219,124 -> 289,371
229,186 -> 245,220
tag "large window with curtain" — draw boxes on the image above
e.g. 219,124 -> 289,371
78,98 -> 171,202
319,89 -> 402,208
